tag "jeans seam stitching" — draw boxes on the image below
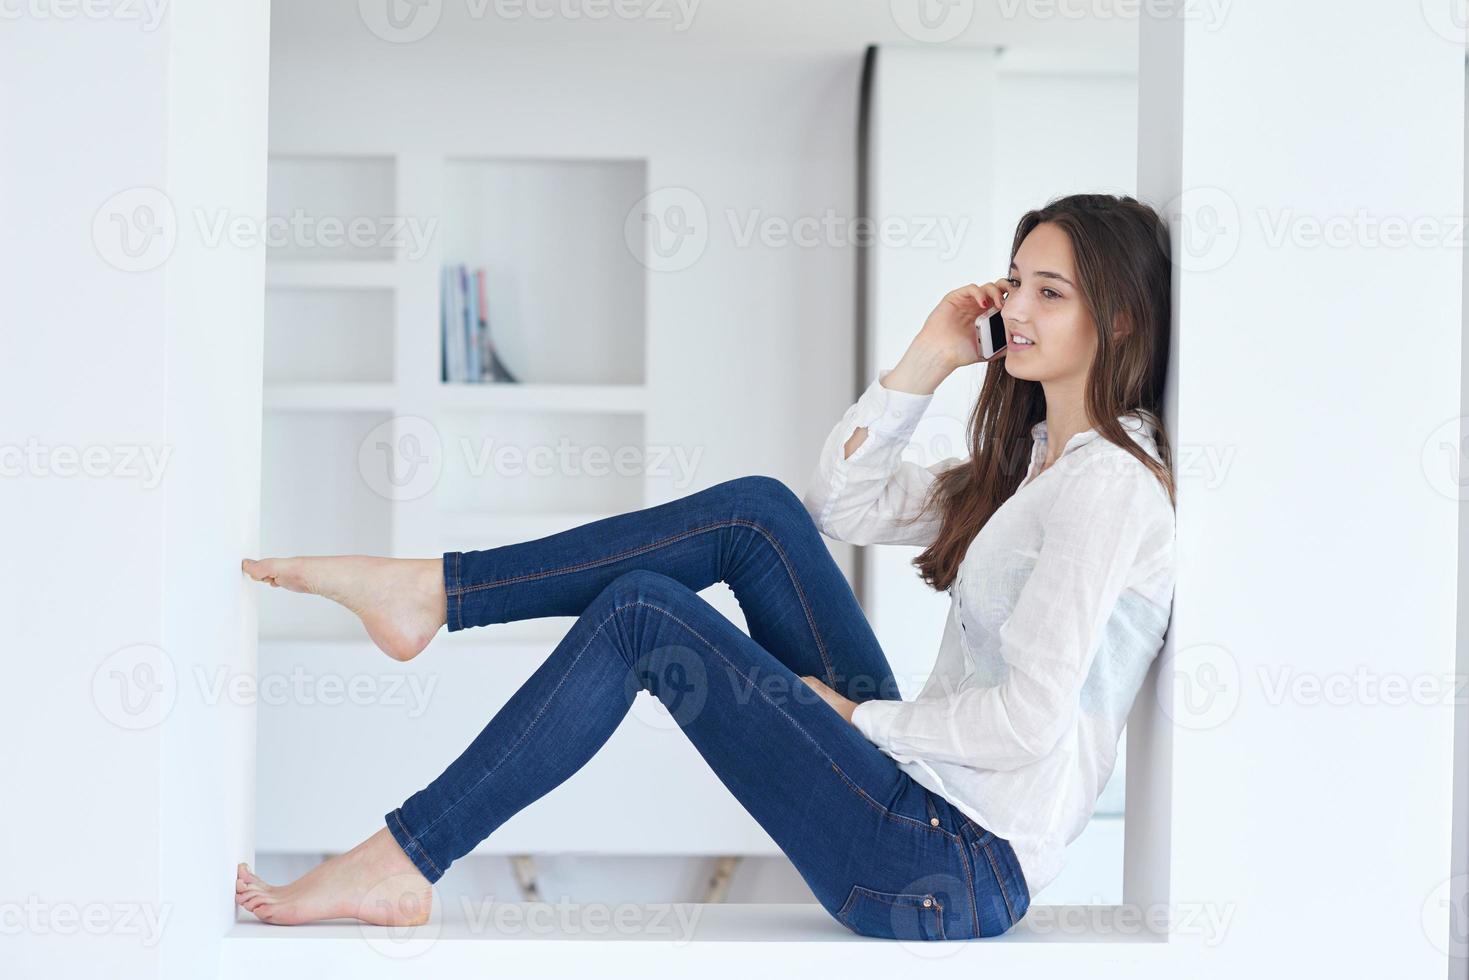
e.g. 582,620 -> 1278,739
843,885 -> 946,939
405,603 -> 618,845
956,835 -> 979,937
399,587 -> 851,874
825,761 -> 960,842
631,597 -> 845,769
450,518 -> 837,686
981,838 -> 1017,925
391,809 -> 443,879
454,552 -> 462,631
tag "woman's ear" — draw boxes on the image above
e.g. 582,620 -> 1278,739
1112,311 -> 1132,342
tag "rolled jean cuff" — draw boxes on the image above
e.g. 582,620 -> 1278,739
384,808 -> 445,884
442,551 -> 462,632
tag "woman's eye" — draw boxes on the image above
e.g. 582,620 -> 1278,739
1042,288 -> 1061,300
1006,277 -> 1020,287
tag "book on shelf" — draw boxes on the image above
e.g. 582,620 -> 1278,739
441,262 -> 520,384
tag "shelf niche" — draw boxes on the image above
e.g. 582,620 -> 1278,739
441,157 -> 647,387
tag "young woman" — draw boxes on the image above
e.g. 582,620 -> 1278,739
235,193 -> 1177,942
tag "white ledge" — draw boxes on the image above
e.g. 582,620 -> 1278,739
221,902 -> 1168,977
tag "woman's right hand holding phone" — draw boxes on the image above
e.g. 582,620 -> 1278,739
882,280 -> 1011,396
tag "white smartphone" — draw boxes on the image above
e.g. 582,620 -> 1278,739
975,307 -> 1006,360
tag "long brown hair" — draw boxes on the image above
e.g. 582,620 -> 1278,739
900,193 -> 1175,593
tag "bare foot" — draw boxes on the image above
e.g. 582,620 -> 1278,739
241,555 -> 447,662
236,827 -> 434,926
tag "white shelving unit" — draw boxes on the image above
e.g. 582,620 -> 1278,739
258,152 -> 753,856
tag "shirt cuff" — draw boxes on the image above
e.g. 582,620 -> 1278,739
850,697 -> 904,750
853,367 -> 935,438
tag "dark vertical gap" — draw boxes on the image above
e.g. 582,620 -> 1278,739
853,44 -> 877,610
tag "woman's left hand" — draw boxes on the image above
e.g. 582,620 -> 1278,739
800,675 -> 859,724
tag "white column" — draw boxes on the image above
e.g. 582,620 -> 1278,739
159,3 -> 271,979
1137,3 -> 1464,973
0,2 -> 269,978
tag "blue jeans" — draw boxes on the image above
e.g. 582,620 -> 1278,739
384,475 -> 1031,940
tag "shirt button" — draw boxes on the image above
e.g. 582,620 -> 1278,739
929,817 -> 939,827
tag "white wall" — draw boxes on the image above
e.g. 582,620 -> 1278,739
1137,3 -> 1463,975
0,3 -> 270,978
1,13 -> 168,977
159,3 -> 271,979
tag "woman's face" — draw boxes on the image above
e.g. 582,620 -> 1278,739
1000,222 -> 1097,389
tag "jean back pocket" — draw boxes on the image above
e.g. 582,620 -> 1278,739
835,884 -> 946,941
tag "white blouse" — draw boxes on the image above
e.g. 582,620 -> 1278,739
801,366 -> 1177,897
